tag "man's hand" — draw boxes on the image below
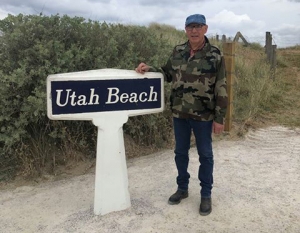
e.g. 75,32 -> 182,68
213,121 -> 224,135
135,62 -> 150,74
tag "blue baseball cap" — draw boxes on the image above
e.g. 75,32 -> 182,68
185,14 -> 206,26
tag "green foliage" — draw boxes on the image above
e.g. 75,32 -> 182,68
1,13 -> 292,180
235,58 -> 269,120
0,14 -> 174,178
248,42 -> 263,50
148,23 -> 186,47
233,45 -> 279,125
124,112 -> 173,148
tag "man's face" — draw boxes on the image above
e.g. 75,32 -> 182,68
185,23 -> 208,44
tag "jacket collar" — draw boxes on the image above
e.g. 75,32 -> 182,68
177,36 -> 211,58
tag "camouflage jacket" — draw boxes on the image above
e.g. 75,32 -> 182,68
150,36 -> 228,124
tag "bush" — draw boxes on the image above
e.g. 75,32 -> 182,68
0,14 -> 174,179
1,14 -> 285,180
249,42 -> 263,50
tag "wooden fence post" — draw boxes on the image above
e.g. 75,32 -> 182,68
223,42 -> 235,132
222,35 -> 226,43
265,32 -> 272,62
265,32 -> 277,79
270,45 -> 277,80
233,31 -> 249,46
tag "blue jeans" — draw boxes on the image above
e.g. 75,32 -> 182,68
173,117 -> 213,198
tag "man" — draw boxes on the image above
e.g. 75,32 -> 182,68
135,14 -> 228,216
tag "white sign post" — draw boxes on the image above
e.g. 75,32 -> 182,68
47,69 -> 164,215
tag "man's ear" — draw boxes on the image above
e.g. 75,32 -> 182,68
204,25 -> 208,33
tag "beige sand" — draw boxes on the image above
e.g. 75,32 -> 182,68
1,126 -> 300,233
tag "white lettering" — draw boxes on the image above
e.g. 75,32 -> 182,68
106,87 -> 119,104
70,92 -> 77,106
77,95 -> 87,106
139,92 -> 147,102
56,88 -> 101,107
148,86 -> 157,101
88,88 -> 99,105
129,93 -> 138,103
120,93 -> 129,103
105,86 -> 159,104
56,89 -> 72,107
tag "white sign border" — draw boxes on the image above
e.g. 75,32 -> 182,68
47,69 -> 164,120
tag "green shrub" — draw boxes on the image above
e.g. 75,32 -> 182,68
1,14 -> 289,180
0,14 -> 174,178
249,42 -> 263,50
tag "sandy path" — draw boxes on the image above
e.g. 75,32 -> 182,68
0,126 -> 300,233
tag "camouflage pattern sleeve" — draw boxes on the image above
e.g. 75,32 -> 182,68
148,50 -> 174,83
148,66 -> 171,82
148,40 -> 227,124
148,66 -> 160,72
214,55 -> 228,124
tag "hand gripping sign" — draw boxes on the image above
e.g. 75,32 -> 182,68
47,69 -> 164,215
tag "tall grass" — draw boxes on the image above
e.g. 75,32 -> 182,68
232,43 -> 300,130
234,45 -> 273,122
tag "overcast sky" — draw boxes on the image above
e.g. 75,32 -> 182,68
0,0 -> 299,48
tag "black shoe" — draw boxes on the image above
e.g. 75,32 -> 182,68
168,190 -> 188,205
199,197 -> 212,216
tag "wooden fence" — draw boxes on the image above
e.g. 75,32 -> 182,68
222,31 -> 277,131
265,32 -> 277,80
223,42 -> 235,132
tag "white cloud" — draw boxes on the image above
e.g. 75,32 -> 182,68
212,10 -> 252,25
208,10 -> 265,38
0,9 -> 9,19
271,23 -> 300,47
0,0 -> 299,47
